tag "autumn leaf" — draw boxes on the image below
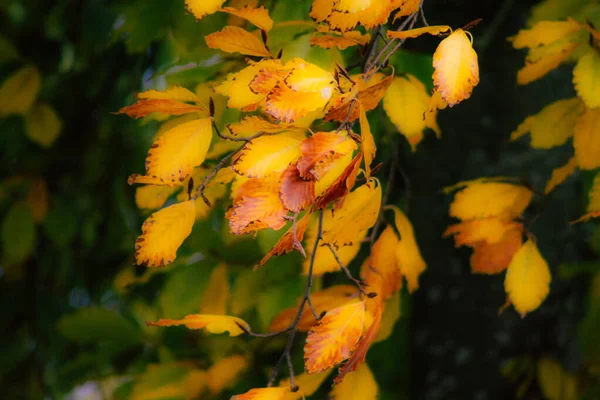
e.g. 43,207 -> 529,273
219,6 -> 274,32
269,285 -> 356,332
116,99 -> 206,119
144,118 -> 213,183
391,206 -> 426,293
200,264 -> 230,315
233,133 -> 304,178
265,83 -> 331,123
205,26 -> 272,58
572,173 -> 600,222
313,150 -> 362,209
310,0 -> 335,22
259,212 -> 311,266
310,30 -> 371,50
470,227 -> 523,274
24,103 -> 62,148
135,200 -> 196,267
285,60 -> 334,93
304,230 -> 364,275
444,218 -> 522,247
432,28 -> 479,106
249,66 -> 289,95
296,132 -> 358,181
387,25 -> 451,40
573,108 -> 600,170
393,0 -> 421,20
516,39 -> 578,85
232,387 -> 286,400
510,98 -> 583,149
228,116 -> 299,137
330,364 -> 378,399
207,355 -> 248,394
279,165 -> 315,212
383,75 -> 440,150
216,64 -> 267,109
280,370 -> 331,400
226,177 -> 289,234
0,65 -> 41,116
573,49 -> 600,109
544,156 -> 577,194
304,300 -> 365,373
147,314 -> 250,336
137,86 -> 198,103
360,226 -> 401,300
128,174 -> 184,187
359,105 -> 376,178
135,185 -> 176,210
449,181 -> 533,221
510,19 -> 583,49
504,239 -> 551,316
185,0 -> 225,19
373,291 -> 401,342
325,75 -> 393,122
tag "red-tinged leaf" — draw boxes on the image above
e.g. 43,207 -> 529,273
325,75 -> 393,122
314,150 -> 362,210
387,25 -> 451,40
304,300 -> 365,373
269,285 -> 356,332
279,165 -> 315,212
265,83 -> 330,123
297,132 -> 358,181
116,99 -> 206,119
137,86 -> 198,103
135,201 -> 196,267
226,177 -> 289,234
231,387 -> 286,400
219,6 -> 274,32
360,226 -> 401,300
259,211 -> 312,267
249,67 -> 289,95
470,227 -> 523,275
205,26 -> 272,58
148,314 -> 249,336
334,301 -> 382,384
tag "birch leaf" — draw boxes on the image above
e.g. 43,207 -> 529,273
219,6 -> 274,32
330,364 -> 377,399
148,314 -> 250,336
573,108 -> 600,170
185,0 -> 226,19
205,26 -> 272,58
573,49 -> 600,109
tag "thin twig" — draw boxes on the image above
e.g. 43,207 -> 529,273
192,145 -> 241,205
325,243 -> 367,294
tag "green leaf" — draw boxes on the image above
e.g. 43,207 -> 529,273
158,260 -> 213,317
2,201 -> 36,265
56,307 -> 143,348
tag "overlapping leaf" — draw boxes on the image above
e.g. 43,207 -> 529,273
148,314 -> 250,336
234,133 -> 304,178
205,26 -> 272,58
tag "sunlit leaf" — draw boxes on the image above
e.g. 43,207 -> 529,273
391,206 -> 426,293
137,86 -> 198,103
116,99 -> 206,119
205,26 -> 272,58
374,291 -> 401,342
432,29 -> 479,106
234,133 -> 303,178
573,49 -> 600,109
544,156 -> 578,194
573,108 -> 600,170
470,227 -> 523,275
279,165 -> 315,212
219,6 -> 274,32
325,75 -> 393,122
310,30 -> 371,50
444,218 -> 522,247
148,314 -> 250,336
297,132 -> 358,181
281,370 -> 331,400
185,0 -> 226,19
359,105 -> 376,178
511,19 -> 583,49
360,226 -> 401,301
135,185 -> 177,210
265,83 -> 330,123
504,239 -> 551,316
393,0 -> 421,20
135,200 -> 196,267
387,25 -> 451,40
232,387 -> 286,400
330,364 -> 377,399
313,150 -> 362,209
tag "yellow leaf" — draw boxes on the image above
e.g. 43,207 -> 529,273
310,30 -> 371,50
304,231 -> 364,275
537,357 -> 578,400
314,151 -> 353,197
510,98 -> 583,149
128,174 -> 184,187
393,0 -> 420,20
359,105 -> 376,178
573,108 -> 600,170
207,354 -> 248,394
155,114 -> 200,139
573,49 -> 600,109
228,116 -> 299,137
176,168 -> 229,220
322,182 -> 381,247
148,314 -> 250,336
200,264 -> 230,315
361,226 -> 401,301
233,133 -> 303,178
265,83 -> 331,123
232,387 -> 286,400
145,118 -> 213,183
116,99 -> 206,119
330,364 -> 377,399
0,65 -> 41,116
304,300 -> 365,373
137,86 -> 198,103
373,291 -> 401,343
449,181 -> 533,221
391,206 -> 426,293
216,65 -> 265,109
544,156 -> 577,194
285,59 -> 334,93
517,40 -> 578,85
281,370 -> 331,400
444,218 -> 522,246
432,28 -> 479,107
205,26 -> 272,58
587,173 -> 600,214
504,239 -> 551,316
219,6 -> 274,32
135,185 -> 176,210
135,200 -> 196,267
387,25 -> 451,40
325,74 -> 393,122
297,131 -> 357,181
185,0 -> 225,19
310,0 -> 335,22
511,20 -> 583,49
24,103 -> 62,148
383,75 -> 440,150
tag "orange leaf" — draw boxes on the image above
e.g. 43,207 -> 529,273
226,177 -> 289,234
391,206 -> 426,293
325,75 -> 393,122
361,226 -> 401,301
310,0 -> 335,22
359,105 -> 376,178
313,150 -> 362,210
219,6 -> 274,32
304,300 -> 365,373
185,0 -> 226,19
444,218 -> 522,247
269,285 -> 356,332
265,83 -> 330,123
232,387 -> 286,400
135,200 -> 196,267
334,301 -> 381,384
279,165 -> 315,212
393,0 -> 420,20
470,227 -> 523,275
432,28 -> 479,106
249,66 -> 289,95
116,99 -> 206,119
148,314 -> 249,336
310,31 -> 371,50
205,26 -> 272,58
137,86 -> 198,103
259,211 -> 312,266
387,25 -> 451,40
297,132 -> 358,181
